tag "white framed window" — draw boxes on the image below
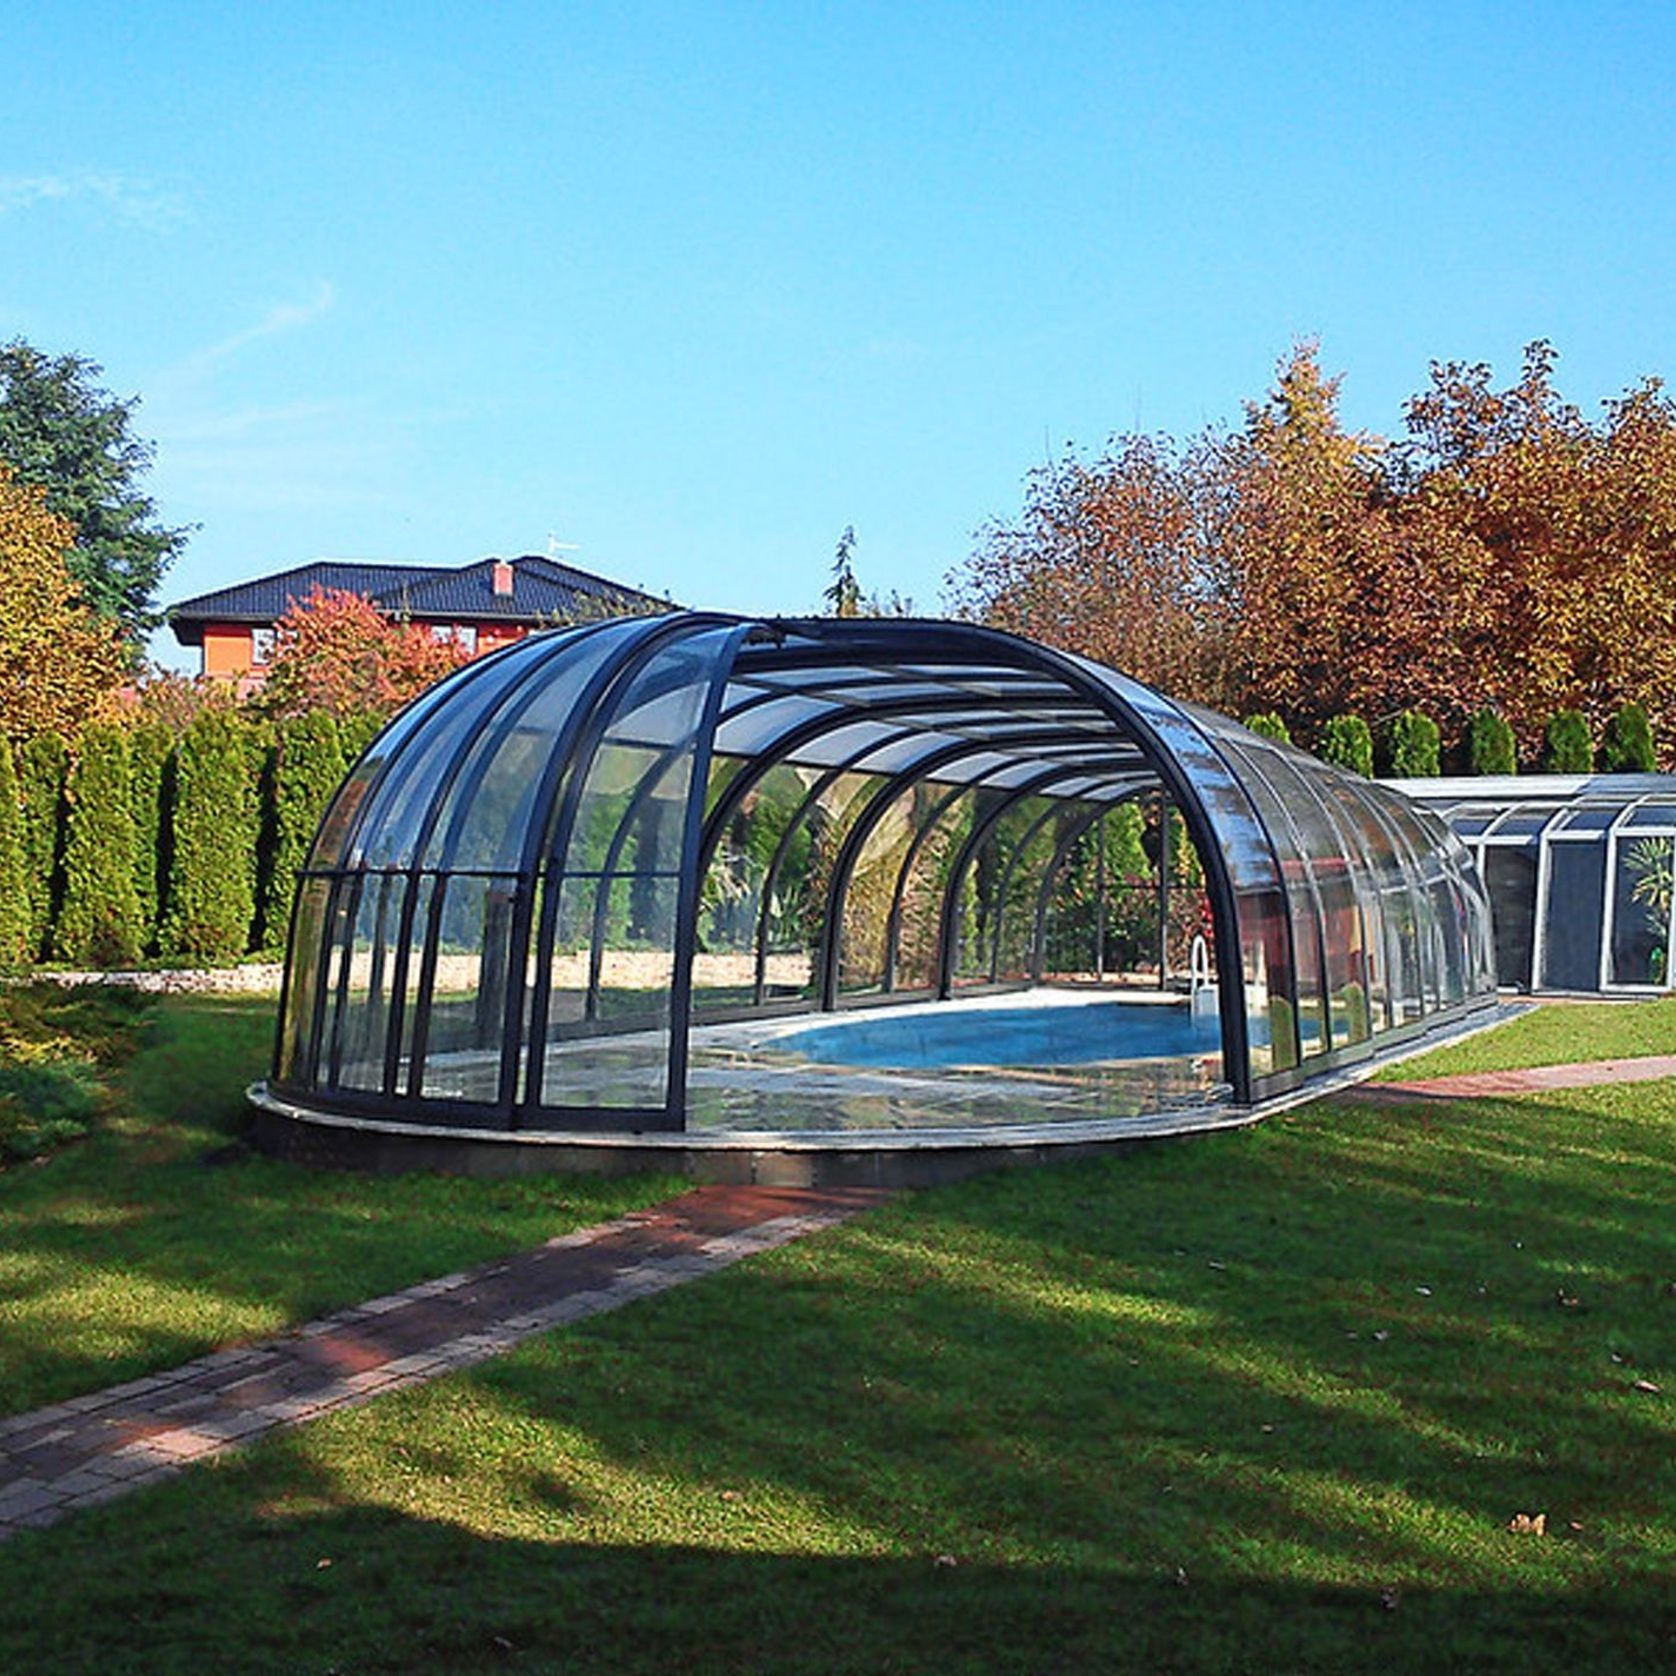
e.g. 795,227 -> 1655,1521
251,626 -> 277,666
430,623 -> 478,654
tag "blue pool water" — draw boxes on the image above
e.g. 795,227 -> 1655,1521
773,1000 -> 1221,1070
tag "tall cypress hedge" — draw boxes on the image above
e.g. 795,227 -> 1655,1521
128,720 -> 175,954
20,732 -> 68,961
1600,703 -> 1656,773
1379,710 -> 1442,777
1467,708 -> 1517,775
160,712 -> 260,963
1243,712 -> 1293,745
1543,709 -> 1593,773
259,711 -> 346,955
0,738 -> 31,973
1316,715 -> 1374,778
56,724 -> 143,968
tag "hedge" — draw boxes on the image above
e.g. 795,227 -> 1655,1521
1543,709 -> 1593,773
1379,710 -> 1441,778
1243,712 -> 1292,745
1600,703 -> 1656,773
1316,715 -> 1374,778
1467,708 -> 1517,776
128,720 -> 175,953
159,712 -> 262,964
0,739 -> 31,973
56,724 -> 144,968
259,711 -> 347,955
19,732 -> 68,962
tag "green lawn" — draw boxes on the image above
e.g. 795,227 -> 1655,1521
0,991 -> 681,1416
1,995 -> 1671,1672
1375,993 -> 1676,1079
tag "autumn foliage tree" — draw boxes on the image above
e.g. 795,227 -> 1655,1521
0,464 -> 125,750
257,585 -> 470,723
956,341 -> 1676,767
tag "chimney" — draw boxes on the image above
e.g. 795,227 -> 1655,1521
492,560 -> 515,598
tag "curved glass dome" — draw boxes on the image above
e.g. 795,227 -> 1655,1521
269,613 -> 1497,1133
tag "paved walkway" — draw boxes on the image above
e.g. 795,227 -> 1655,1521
1355,1053 -> 1676,1101
0,1184 -> 886,1543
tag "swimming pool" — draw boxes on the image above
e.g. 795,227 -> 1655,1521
767,997 -> 1221,1070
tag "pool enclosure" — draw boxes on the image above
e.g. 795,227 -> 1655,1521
1393,775 -> 1676,993
264,613 -> 1497,1142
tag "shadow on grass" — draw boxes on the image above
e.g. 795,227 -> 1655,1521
1,1493 -> 1668,1674
0,994 -> 682,1414
2,1079 -> 1668,1672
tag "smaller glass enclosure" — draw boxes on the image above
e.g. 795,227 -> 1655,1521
1394,775 -> 1676,993
269,616 -> 1498,1135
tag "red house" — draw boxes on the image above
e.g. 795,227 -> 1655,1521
168,555 -> 669,684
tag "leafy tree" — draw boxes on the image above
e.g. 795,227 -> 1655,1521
258,712 -> 347,955
0,465 -> 126,748
0,340 -> 189,641
19,732 -> 68,960
957,434 -> 1222,702
1543,709 -> 1594,773
160,712 -> 259,962
1467,708 -> 1518,775
1243,712 -> 1292,744
1380,710 -> 1441,777
257,586 -> 469,723
56,724 -> 143,968
1600,703 -> 1657,773
0,738 -> 31,973
1316,715 -> 1374,778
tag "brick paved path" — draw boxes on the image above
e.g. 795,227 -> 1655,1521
1356,1053 -> 1676,1101
0,1184 -> 886,1542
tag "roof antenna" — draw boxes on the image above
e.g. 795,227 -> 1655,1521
546,532 -> 581,558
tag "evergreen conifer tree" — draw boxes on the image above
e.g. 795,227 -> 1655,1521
19,731 -> 68,959
57,723 -> 142,967
1316,715 -> 1374,777
0,737 -> 32,972
160,712 -> 258,962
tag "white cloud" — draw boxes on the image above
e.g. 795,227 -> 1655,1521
0,171 -> 185,230
174,284 -> 337,380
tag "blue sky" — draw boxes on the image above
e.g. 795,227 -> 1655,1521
4,3 -> 1674,668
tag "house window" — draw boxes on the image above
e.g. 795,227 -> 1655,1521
251,627 -> 277,666
430,624 -> 478,654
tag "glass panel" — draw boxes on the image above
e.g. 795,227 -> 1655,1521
351,637 -> 600,868
277,878 -> 332,1083
1213,743 -> 1327,1060
425,630 -> 626,870
1610,836 -> 1673,986
1539,844 -> 1607,991
695,760 -> 820,1011
331,871 -> 406,1092
1624,803 -> 1676,830
308,655 -> 502,868
419,874 -> 520,1102
533,629 -> 724,1110
951,791 -> 1047,989
395,874 -> 438,1094
837,781 -> 929,996
1556,807 -> 1617,833
891,785 -> 980,994
761,770 -> 886,1004
991,798 -> 1071,984
1314,778 -> 1399,1033
1483,848 -> 1537,988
